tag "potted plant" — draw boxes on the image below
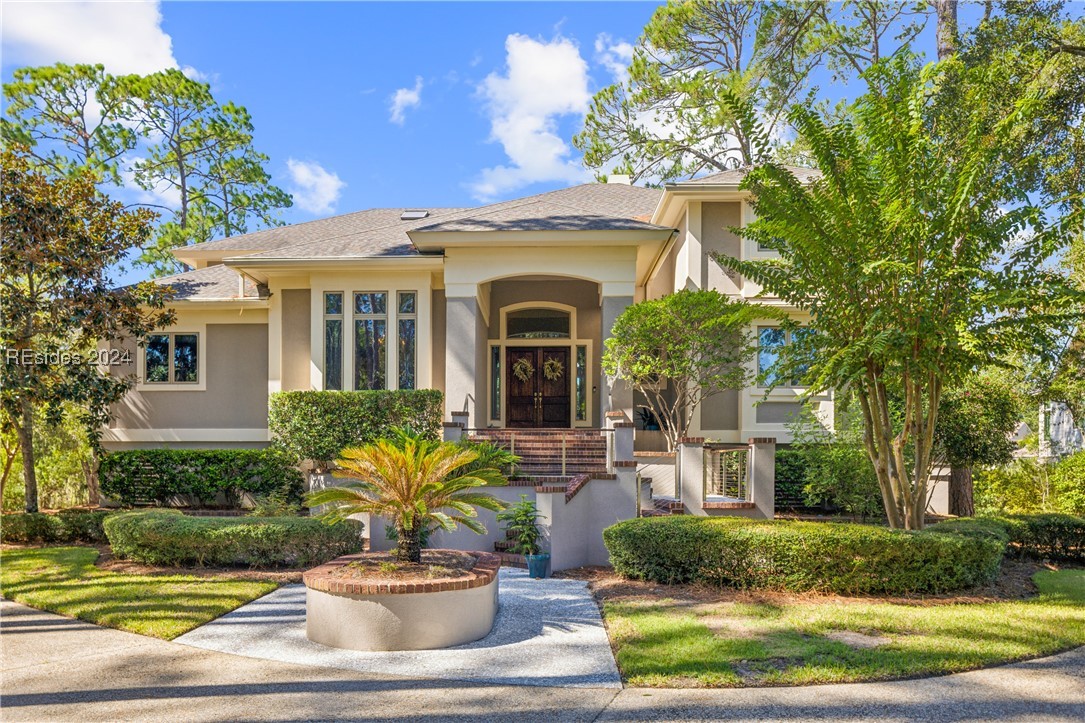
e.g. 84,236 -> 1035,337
497,495 -> 549,578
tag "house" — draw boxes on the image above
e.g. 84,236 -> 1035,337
101,168 -> 832,568
102,167 -> 831,452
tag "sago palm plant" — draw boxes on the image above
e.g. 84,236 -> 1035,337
306,430 -> 508,563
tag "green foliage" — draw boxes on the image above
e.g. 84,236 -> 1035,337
497,495 -> 546,556
269,390 -> 443,469
603,516 -> 1005,595
975,452 -> 1085,517
1,147 -> 175,513
935,373 -> 1020,469
247,489 -> 303,517
932,513 -> 1085,563
306,429 -> 508,563
772,449 -> 807,508
98,448 -> 303,508
1,508 -> 112,544
455,438 -> 520,477
719,56 -> 1083,529
103,509 -> 363,568
602,289 -> 760,450
787,404 -> 883,520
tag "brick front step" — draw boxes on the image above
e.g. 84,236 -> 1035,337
703,500 -> 756,510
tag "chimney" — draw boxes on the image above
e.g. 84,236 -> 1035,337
606,174 -> 632,185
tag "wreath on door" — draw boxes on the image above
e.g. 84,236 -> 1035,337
512,357 -> 534,383
543,357 -> 565,381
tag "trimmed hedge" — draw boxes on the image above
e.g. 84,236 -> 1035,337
103,509 -> 363,568
774,449 -> 807,508
603,516 -> 1005,595
269,390 -> 443,467
99,448 -> 304,507
1,509 -> 112,544
933,513 -> 1085,563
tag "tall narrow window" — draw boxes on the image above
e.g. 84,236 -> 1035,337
144,332 -> 199,384
397,291 -> 416,390
324,292 -> 343,390
490,345 -> 501,420
354,291 -> 387,390
575,345 -> 587,422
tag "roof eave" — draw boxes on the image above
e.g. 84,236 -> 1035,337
408,228 -> 674,251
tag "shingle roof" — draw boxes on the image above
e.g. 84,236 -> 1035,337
675,165 -> 822,186
152,264 -> 260,301
412,183 -> 665,233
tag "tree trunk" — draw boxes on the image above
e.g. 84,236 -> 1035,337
396,522 -> 422,563
84,451 -> 100,507
948,466 -> 974,517
933,0 -> 959,59
16,402 -> 38,513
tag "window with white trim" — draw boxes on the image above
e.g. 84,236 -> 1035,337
397,291 -> 417,390
757,326 -> 812,387
324,292 -> 344,390
354,291 -> 387,390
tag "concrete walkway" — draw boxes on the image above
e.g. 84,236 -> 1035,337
3,599 -> 1084,722
175,569 -> 622,688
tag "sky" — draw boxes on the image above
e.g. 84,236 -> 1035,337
1,2 -> 657,229
2,1 -> 1077,285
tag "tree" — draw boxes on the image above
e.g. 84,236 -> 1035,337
601,289 -> 759,451
934,373 -> 1020,517
575,0 -> 930,182
0,147 -> 174,512
306,431 -> 508,563
718,56 -> 1083,529
1,63 -> 136,184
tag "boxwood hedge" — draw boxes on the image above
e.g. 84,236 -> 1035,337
269,389 -> 443,467
603,516 -> 1006,595
103,509 -> 363,568
932,513 -> 1085,562
98,448 -> 304,507
1,509 -> 112,544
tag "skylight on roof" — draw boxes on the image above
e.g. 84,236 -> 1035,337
401,209 -> 429,221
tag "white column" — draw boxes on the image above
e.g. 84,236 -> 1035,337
748,437 -> 776,519
601,291 -> 634,423
444,286 -> 480,424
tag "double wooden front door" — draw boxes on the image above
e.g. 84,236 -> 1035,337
506,346 -> 571,428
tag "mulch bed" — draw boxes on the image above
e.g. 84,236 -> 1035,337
323,550 -> 478,584
556,558 -> 1060,607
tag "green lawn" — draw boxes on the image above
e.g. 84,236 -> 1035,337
0,546 -> 278,639
604,569 -> 1085,687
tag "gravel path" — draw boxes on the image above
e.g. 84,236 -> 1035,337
173,567 -> 622,688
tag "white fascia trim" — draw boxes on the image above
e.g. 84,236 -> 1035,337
170,299 -> 270,308
101,428 -> 270,443
408,228 -> 674,250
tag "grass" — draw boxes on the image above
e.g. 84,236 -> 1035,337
603,569 -> 1085,687
0,546 -> 278,639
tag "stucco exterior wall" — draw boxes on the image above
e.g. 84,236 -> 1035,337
701,201 -> 743,295
431,288 -> 446,393
281,289 -> 311,391
104,319 -> 269,448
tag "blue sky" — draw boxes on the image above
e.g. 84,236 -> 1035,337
4,1 -> 1076,284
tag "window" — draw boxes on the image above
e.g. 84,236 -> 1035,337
324,292 -> 343,390
144,332 -> 199,384
506,308 -> 570,339
575,345 -> 587,421
397,291 -> 416,390
354,291 -> 387,390
757,326 -> 811,387
490,345 -> 501,420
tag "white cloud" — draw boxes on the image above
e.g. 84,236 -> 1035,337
469,34 -> 592,201
285,159 -> 345,215
389,77 -> 423,125
1,0 -> 177,75
594,33 -> 634,85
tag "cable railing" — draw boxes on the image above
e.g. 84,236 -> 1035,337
703,444 -> 750,501
460,427 -> 615,477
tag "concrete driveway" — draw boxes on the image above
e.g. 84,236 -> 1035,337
2,599 -> 1084,722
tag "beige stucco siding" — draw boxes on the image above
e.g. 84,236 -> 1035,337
110,323 -> 269,431
702,388 -> 740,431
281,289 -> 312,390
701,201 -> 743,295
431,288 -> 446,393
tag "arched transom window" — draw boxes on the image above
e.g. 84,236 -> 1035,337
505,308 -> 571,339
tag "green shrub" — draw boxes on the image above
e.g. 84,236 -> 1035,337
774,449 -> 807,508
975,453 -> 1085,517
1,508 -> 113,544
603,516 -> 1005,595
933,513 -> 1085,562
269,390 -> 443,468
98,448 -> 304,507
104,509 -> 363,568
1050,452 -> 1085,516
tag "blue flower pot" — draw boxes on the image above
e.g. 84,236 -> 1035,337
525,553 -> 550,579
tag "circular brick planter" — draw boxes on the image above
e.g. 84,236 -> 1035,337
302,550 -> 500,651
